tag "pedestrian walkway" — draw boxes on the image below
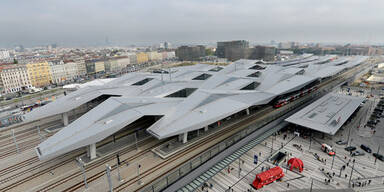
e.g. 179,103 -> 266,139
177,123 -> 291,192
196,126 -> 384,192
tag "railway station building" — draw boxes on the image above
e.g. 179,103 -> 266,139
23,56 -> 368,160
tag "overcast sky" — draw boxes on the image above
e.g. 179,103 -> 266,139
1,0 -> 384,47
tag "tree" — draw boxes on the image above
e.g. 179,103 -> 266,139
13,58 -> 18,64
205,48 -> 214,56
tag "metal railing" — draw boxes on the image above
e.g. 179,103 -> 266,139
139,66 -> 363,192
139,90 -> 326,192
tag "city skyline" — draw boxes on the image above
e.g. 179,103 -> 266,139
1,0 -> 384,47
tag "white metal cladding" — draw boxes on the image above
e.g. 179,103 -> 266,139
29,56 -> 368,160
285,92 -> 364,135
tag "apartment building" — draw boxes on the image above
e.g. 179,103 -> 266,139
64,61 -> 80,81
136,52 -> 149,64
85,59 -> 105,75
0,64 -> 32,93
49,60 -> 66,84
26,61 -> 52,87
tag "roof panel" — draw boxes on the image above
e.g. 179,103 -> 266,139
285,93 -> 364,135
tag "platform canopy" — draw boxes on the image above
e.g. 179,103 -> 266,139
285,92 -> 364,135
25,55 -> 369,160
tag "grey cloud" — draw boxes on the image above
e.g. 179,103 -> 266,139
0,0 -> 383,47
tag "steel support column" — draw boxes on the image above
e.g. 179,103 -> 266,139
183,132 -> 188,144
62,112 -> 69,126
90,143 -> 97,160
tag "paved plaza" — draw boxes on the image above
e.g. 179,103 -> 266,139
197,110 -> 384,192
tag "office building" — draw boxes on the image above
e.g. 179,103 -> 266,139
175,45 -> 206,61
216,40 -> 249,60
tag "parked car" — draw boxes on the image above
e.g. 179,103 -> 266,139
351,151 -> 365,157
373,110 -> 382,115
322,144 -> 336,156
373,153 -> 384,161
336,140 -> 348,145
366,124 -> 375,128
360,144 -> 372,153
345,146 -> 357,152
372,110 -> 383,116
369,117 -> 380,122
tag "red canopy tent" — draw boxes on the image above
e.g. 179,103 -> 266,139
287,158 -> 304,172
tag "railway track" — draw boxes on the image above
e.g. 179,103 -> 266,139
115,61 -> 371,191
115,105 -> 274,191
0,134 -> 54,160
0,60 -> 371,191
0,156 -> 38,179
38,136 -> 162,192
59,74 -> 338,191
0,150 -> 84,191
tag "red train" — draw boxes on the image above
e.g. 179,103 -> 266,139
252,166 -> 284,189
273,86 -> 318,108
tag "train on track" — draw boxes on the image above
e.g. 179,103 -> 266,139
0,115 -> 23,128
0,100 -> 51,128
273,85 -> 318,108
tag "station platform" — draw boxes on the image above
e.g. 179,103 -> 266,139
152,125 -> 221,159
78,131 -> 150,165
152,108 -> 251,159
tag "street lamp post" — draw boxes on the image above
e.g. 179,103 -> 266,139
138,164 -> 143,185
106,164 -> 113,192
347,124 -> 352,146
309,130 -> 312,151
375,145 -> 381,165
238,158 -> 241,178
37,125 -> 44,143
116,154 -> 122,181
76,157 -> 88,189
11,129 -> 20,154
348,159 -> 355,187
331,150 -> 335,170
310,178 -> 313,192
134,132 -> 138,151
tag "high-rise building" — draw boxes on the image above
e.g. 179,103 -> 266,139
175,45 -> 206,61
216,40 -> 249,59
249,46 -> 277,61
164,42 -> 171,49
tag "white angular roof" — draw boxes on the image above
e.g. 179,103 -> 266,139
29,55 -> 368,160
285,92 -> 364,135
